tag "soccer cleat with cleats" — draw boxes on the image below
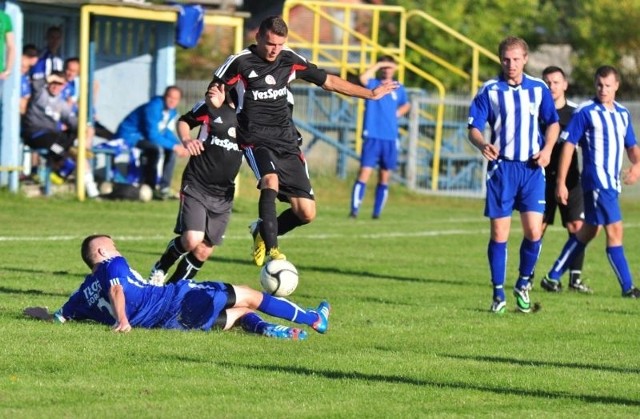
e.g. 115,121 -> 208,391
622,287 -> 640,298
490,299 -> 506,314
263,324 -> 308,341
249,220 -> 266,267
568,279 -> 593,294
148,268 -> 167,286
310,301 -> 331,333
541,276 -> 562,293
513,285 -> 531,313
267,247 -> 286,262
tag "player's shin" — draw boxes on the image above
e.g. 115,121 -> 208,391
488,240 -> 507,300
259,189 -> 279,249
257,292 -> 317,326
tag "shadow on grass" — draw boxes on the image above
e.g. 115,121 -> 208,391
1,266 -> 77,277
214,361 -> 640,407
0,286 -> 69,297
122,248 -> 465,286
218,256 -> 466,286
442,353 -> 640,375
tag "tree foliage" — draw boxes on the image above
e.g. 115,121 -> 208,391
564,0 -> 640,97
385,0 -> 640,98
174,1 -> 640,97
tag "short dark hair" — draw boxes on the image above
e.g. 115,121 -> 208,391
258,16 -> 288,37
81,234 -> 111,269
595,65 -> 619,82
542,66 -> 566,79
23,43 -> 38,57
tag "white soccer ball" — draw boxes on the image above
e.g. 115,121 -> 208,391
260,259 -> 299,297
138,184 -> 153,202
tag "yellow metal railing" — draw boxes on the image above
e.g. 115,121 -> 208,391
405,10 -> 500,96
283,0 -> 446,189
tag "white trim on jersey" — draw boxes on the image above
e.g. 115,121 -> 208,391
214,48 -> 253,79
282,45 -> 309,62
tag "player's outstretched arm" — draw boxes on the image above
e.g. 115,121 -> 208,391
322,74 -> 397,100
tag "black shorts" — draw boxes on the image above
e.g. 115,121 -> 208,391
213,283 -> 237,329
544,180 -> 584,226
243,145 -> 315,201
174,185 -> 233,246
23,130 -> 75,159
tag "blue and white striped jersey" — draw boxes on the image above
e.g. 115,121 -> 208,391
468,73 -> 558,162
561,99 -> 637,192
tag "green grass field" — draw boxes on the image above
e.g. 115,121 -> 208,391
2,170 -> 640,417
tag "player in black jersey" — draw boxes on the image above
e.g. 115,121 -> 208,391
149,82 -> 244,284
539,66 -> 591,293
213,15 -> 398,266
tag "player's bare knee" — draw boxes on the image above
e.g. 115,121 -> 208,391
192,244 -> 214,261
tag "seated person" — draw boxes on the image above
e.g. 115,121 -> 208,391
115,86 -> 189,199
61,56 -> 114,141
21,71 -> 99,197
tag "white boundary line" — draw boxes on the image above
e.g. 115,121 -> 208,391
3,222 -> 637,242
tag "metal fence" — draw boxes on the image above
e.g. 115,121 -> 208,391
176,79 -> 640,199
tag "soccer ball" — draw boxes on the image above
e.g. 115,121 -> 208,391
138,184 -> 153,202
260,259 -> 299,297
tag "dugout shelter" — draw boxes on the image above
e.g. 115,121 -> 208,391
0,0 -> 245,199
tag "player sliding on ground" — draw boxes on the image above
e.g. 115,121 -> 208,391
23,235 -> 330,341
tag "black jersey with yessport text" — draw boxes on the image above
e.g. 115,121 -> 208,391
179,100 -> 243,198
213,45 -> 328,150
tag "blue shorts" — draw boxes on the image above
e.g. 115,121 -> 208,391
583,188 -> 622,226
360,137 -> 398,171
162,280 -> 236,331
484,159 -> 545,218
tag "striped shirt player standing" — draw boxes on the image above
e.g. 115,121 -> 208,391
212,15 -> 397,267
542,65 -> 640,298
468,36 -> 560,314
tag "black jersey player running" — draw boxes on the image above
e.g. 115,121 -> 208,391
213,16 -> 398,266
149,82 -> 243,284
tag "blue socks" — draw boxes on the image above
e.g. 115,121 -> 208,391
488,240 -> 507,300
350,181 -> 366,216
548,235 -> 586,280
607,245 -> 634,293
516,238 -> 541,289
350,182 -> 389,218
257,293 -> 317,326
373,184 -> 388,218
240,312 -> 268,334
